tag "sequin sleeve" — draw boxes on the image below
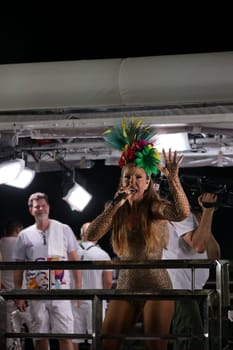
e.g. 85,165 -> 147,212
86,203 -> 118,241
154,176 -> 190,221
156,150 -> 190,221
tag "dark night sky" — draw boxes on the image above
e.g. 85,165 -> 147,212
0,10 -> 232,65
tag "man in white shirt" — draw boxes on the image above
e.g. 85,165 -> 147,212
72,222 -> 112,350
163,192 -> 220,350
13,192 -> 81,350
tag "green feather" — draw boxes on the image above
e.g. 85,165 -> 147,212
103,117 -> 157,149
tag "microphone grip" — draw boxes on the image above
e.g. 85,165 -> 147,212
111,192 -> 128,206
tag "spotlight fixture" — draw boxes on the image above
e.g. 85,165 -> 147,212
6,167 -> 36,189
0,159 -> 25,185
60,161 -> 92,212
63,182 -> 92,212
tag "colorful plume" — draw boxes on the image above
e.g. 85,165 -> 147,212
103,117 -> 160,175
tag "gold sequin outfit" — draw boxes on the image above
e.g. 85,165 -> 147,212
117,220 -> 172,291
87,176 -> 190,292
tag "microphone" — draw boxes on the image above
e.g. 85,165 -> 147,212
111,189 -> 136,206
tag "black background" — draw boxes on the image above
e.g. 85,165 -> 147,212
0,9 -> 232,65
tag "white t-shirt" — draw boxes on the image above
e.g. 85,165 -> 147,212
72,241 -> 112,342
77,241 -> 112,290
0,236 -> 17,289
13,221 -> 77,290
162,213 -> 209,289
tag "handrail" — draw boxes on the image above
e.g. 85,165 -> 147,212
0,258 -> 217,270
0,288 -> 215,300
0,259 -> 224,350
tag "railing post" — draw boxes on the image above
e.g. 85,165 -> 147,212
218,260 -> 230,350
92,295 -> 103,350
215,259 -> 225,350
0,296 -> 7,349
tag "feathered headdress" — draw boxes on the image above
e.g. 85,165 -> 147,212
103,117 -> 160,176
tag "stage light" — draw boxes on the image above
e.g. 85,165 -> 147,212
6,167 -> 36,189
63,182 -> 92,212
155,132 -> 191,152
0,159 -> 25,185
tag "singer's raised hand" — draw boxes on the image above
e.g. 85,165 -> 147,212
158,148 -> 183,178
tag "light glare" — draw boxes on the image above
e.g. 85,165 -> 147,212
155,132 -> 191,152
63,183 -> 92,211
6,168 -> 35,188
0,159 -> 25,184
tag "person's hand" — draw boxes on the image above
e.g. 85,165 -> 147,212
198,192 -> 218,209
77,300 -> 82,308
158,148 -> 183,178
15,300 -> 27,312
111,187 -> 135,207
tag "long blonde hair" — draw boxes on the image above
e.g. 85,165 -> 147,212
111,180 -> 169,256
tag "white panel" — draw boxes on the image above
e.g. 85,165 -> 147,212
119,52 -> 233,105
0,52 -> 233,111
0,59 -> 122,110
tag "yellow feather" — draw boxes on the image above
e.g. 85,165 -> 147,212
122,117 -> 127,138
136,119 -> 143,128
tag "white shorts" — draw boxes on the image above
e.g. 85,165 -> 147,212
29,299 -> 74,335
72,300 -> 107,344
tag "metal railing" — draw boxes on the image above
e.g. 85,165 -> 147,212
0,259 -> 226,350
